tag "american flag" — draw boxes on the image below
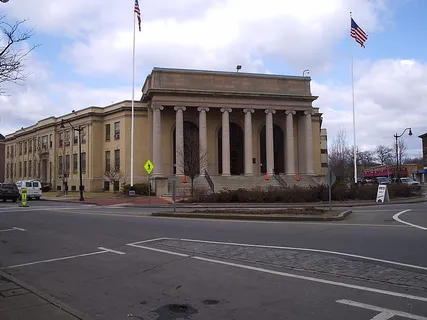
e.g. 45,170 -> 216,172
351,18 -> 368,48
134,0 -> 141,32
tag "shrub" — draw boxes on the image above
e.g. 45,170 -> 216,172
121,183 -> 155,196
181,183 -> 421,203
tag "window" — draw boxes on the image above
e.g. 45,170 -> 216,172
114,122 -> 120,140
33,139 -> 36,151
58,156 -> 63,175
65,155 -> 70,174
6,146 -> 9,158
82,127 -> 87,144
34,161 -> 37,177
24,161 -> 27,177
29,160 -> 32,176
42,135 -> 48,149
114,149 -> 120,171
74,130 -> 79,145
103,181 -> 110,191
105,124 -> 111,141
321,149 -> 327,154
65,130 -> 70,145
49,134 -> 53,148
19,142 -> 22,155
24,142 -> 27,154
113,181 -> 120,192
6,164 -> 9,178
14,163 -> 16,177
105,151 -> 111,172
29,140 -> 32,153
38,137 -> 41,149
59,132 -> 63,147
81,152 -> 86,174
19,162 -> 22,177
73,154 -> 78,173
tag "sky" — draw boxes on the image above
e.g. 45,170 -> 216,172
0,0 -> 425,158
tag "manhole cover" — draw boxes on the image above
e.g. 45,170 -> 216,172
168,304 -> 189,313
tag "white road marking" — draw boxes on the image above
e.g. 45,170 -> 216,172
98,247 -> 126,255
177,238 -> 427,272
1,250 -> 109,269
393,209 -> 427,231
336,299 -> 427,320
0,227 -> 26,233
127,238 -> 169,246
127,243 -> 189,257
192,256 -> 427,303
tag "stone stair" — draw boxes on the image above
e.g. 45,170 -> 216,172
279,174 -> 320,188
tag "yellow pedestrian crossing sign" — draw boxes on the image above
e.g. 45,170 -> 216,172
144,160 -> 154,174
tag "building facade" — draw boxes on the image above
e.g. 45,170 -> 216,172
420,133 -> 427,166
3,67 -> 328,194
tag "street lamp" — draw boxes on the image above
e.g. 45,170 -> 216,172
393,127 -> 412,179
303,69 -> 310,77
60,119 -> 84,201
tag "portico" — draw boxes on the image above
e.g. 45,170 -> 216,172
142,67 -> 325,194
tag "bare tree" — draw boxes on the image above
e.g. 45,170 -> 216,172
0,15 -> 38,94
177,130 -> 208,199
328,129 -> 352,181
402,156 -> 423,165
375,145 -> 394,166
397,139 -> 407,166
105,168 -> 126,192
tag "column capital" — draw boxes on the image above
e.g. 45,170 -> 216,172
197,107 -> 210,112
243,108 -> 255,114
304,110 -> 315,116
152,105 -> 164,111
285,110 -> 296,115
265,109 -> 276,114
221,108 -> 232,113
174,106 -> 186,112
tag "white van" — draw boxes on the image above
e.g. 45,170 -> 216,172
15,180 -> 43,200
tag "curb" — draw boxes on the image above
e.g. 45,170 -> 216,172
0,270 -> 95,320
150,210 -> 353,221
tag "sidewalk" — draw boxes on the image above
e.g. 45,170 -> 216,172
0,271 -> 93,320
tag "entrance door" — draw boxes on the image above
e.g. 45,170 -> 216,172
218,123 -> 244,175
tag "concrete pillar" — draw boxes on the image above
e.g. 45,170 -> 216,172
221,108 -> 232,176
304,110 -> 314,175
197,107 -> 209,176
152,105 -> 164,176
243,108 -> 254,176
265,109 -> 276,176
174,106 -> 186,176
285,110 -> 296,175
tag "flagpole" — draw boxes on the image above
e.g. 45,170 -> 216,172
130,6 -> 136,189
350,11 -> 357,184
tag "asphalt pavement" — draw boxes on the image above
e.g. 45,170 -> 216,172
0,200 -> 426,319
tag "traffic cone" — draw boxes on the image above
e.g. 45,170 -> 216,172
183,175 -> 187,183
265,172 -> 269,180
295,173 -> 300,181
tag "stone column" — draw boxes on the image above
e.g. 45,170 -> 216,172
304,110 -> 314,175
152,105 -> 164,176
265,109 -> 276,175
174,106 -> 186,176
285,110 -> 296,175
197,107 -> 209,176
243,108 -> 254,176
221,108 -> 232,176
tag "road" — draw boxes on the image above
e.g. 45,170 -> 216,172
0,200 -> 426,320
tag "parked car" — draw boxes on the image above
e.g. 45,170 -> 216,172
15,180 -> 43,200
376,177 -> 391,184
0,183 -> 20,202
399,177 -> 421,186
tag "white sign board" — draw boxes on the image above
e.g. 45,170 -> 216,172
376,184 -> 390,202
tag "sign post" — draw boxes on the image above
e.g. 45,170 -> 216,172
144,160 -> 154,205
20,187 -> 28,207
172,178 -> 176,212
376,184 -> 390,202
325,168 -> 336,211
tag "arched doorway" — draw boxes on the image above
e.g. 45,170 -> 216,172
260,124 -> 285,174
173,121 -> 199,175
217,123 -> 244,175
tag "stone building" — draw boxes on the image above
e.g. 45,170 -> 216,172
0,134 -> 5,182
3,67 -> 328,194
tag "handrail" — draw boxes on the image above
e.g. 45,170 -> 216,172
204,170 -> 215,193
274,174 -> 287,188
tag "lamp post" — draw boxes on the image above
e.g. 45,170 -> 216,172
60,119 -> 84,201
303,69 -> 310,77
393,127 -> 412,180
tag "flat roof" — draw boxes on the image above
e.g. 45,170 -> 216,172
151,67 -> 310,81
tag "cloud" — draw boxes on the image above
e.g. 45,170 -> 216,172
313,58 -> 427,158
